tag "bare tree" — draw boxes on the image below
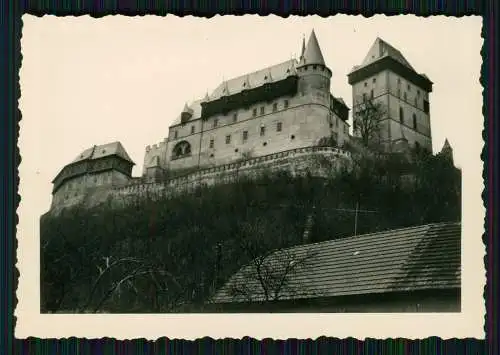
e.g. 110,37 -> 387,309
228,246 -> 320,303
225,219 -> 321,303
353,97 -> 386,148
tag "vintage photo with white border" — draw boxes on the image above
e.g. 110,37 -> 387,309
17,14 -> 484,339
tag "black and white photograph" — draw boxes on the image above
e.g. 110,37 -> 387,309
17,15 -> 483,339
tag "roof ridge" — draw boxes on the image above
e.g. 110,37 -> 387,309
280,222 -> 460,253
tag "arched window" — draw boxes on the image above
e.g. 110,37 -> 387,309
399,107 -> 404,123
172,141 -> 192,159
412,113 -> 417,130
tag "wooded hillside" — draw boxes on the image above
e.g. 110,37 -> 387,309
40,148 -> 461,313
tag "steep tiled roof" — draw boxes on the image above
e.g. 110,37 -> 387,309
171,99 -> 204,126
211,222 -> 461,304
210,59 -> 298,100
72,141 -> 134,164
359,37 -> 415,71
298,29 -> 326,67
170,60 -> 297,126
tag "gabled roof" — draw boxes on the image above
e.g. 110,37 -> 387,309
298,30 -> 325,67
211,222 -> 461,304
72,141 -> 134,165
358,37 -> 415,71
210,59 -> 298,100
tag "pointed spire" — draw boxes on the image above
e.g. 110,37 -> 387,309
440,138 -> 454,163
300,33 -> 306,59
222,80 -> 229,95
442,138 -> 451,150
204,91 -> 210,102
299,29 -> 326,67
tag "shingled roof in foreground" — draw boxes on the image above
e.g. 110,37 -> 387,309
211,222 -> 461,304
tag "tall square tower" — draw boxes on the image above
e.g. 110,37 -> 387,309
348,38 -> 433,152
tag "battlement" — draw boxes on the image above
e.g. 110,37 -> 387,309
145,139 -> 168,152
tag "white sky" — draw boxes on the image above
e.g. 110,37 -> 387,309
20,14 -> 482,214
17,15 -> 486,339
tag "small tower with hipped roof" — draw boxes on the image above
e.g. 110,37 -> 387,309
439,138 -> 454,164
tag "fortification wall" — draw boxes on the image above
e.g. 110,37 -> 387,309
111,146 -> 350,207
49,146 -> 351,214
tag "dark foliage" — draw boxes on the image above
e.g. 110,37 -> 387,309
40,152 -> 461,313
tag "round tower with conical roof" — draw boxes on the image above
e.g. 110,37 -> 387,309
296,30 -> 332,95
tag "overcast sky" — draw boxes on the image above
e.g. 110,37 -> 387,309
20,15 -> 482,214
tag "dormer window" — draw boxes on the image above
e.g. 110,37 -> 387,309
174,131 -> 178,139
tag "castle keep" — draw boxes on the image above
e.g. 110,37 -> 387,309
48,31 -> 436,213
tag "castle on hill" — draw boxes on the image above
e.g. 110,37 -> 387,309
48,30 -> 446,213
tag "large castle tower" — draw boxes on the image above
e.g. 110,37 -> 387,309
348,38 -> 433,152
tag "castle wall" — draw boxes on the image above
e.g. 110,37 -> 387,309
103,146 -> 351,211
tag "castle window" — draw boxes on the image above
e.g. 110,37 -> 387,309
291,135 -> 295,140
373,77 -> 377,83
225,135 -> 231,144
172,141 -> 192,159
260,106 -> 265,115
413,113 -> 417,130
235,148 -> 239,153
191,126 -> 195,134
210,153 -> 214,158
404,92 -> 407,101
213,119 -> 218,128
260,126 -> 266,136
399,107 -> 404,123
423,100 -> 430,114
414,97 -> 418,107
273,103 -> 278,112
408,84 -> 411,91
370,89 -> 374,99
174,130 -> 178,139
313,65 -> 317,70
242,130 -> 248,142
284,100 -> 289,109
252,108 -> 257,117
263,142 -> 267,146
415,141 -> 421,150
277,122 -> 282,132
232,113 -> 238,123
363,93 -> 367,102
209,138 -> 214,148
